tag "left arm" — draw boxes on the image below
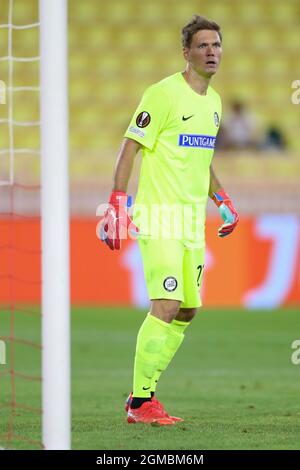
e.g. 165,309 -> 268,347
209,164 -> 240,238
209,165 -> 222,198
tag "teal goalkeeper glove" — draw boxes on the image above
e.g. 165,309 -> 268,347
212,189 -> 239,238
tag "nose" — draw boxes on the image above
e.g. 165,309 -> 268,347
206,45 -> 215,56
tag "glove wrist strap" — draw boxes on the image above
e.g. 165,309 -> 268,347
211,188 -> 230,207
109,190 -> 128,207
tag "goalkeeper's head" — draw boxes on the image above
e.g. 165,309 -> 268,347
182,15 -> 223,78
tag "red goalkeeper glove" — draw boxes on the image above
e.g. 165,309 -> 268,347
99,191 -> 138,250
212,189 -> 239,238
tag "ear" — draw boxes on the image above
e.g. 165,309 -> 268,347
183,47 -> 189,61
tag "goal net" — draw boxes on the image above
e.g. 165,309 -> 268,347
0,0 -> 70,450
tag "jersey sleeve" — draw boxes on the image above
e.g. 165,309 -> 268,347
216,93 -> 222,133
124,84 -> 171,150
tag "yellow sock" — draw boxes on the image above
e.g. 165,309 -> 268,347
133,313 -> 170,398
151,319 -> 190,393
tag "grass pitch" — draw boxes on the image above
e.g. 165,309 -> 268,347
0,307 -> 299,450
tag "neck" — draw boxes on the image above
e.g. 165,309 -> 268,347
182,65 -> 211,95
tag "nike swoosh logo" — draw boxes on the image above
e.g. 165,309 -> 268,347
182,115 -> 194,121
142,386 -> 150,390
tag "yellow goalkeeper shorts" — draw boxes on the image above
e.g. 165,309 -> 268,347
138,238 -> 205,308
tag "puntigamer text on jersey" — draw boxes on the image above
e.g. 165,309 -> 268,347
178,134 -> 216,148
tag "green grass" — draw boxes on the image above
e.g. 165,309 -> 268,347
0,307 -> 300,449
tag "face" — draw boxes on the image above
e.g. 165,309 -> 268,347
183,29 -> 222,78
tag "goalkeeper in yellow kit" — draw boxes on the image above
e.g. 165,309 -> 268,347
100,15 -> 239,425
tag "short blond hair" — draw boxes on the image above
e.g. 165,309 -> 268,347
182,15 -> 222,48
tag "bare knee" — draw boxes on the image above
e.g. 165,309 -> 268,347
175,307 -> 198,322
150,299 -> 181,323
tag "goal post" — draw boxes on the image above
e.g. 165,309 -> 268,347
40,0 -> 70,450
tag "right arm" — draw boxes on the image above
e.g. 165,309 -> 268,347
101,83 -> 165,249
112,138 -> 141,192
99,138 -> 141,250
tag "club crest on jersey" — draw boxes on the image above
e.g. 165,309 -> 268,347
163,277 -> 178,292
136,111 -> 151,128
214,112 -> 220,127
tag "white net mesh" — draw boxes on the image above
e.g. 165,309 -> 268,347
0,0 -> 42,450
0,0 -> 40,188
